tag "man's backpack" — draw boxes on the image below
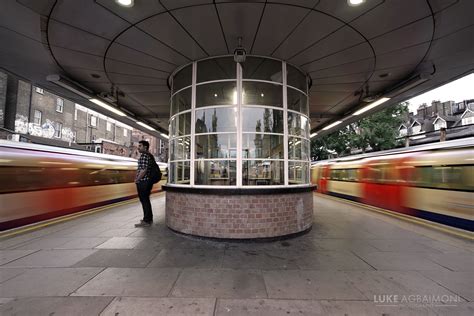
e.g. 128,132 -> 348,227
148,154 -> 162,184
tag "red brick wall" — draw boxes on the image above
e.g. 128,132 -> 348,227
165,192 -> 313,239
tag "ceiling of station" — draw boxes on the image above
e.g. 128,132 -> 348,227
1,0 -> 473,136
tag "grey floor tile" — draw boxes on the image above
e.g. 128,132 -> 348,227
355,252 -> 449,271
367,239 -> 442,253
101,297 -> 215,316
11,237 -> 74,250
0,297 -> 113,316
55,237 -> 110,249
263,270 -> 366,300
0,268 -> 102,297
427,253 -> 474,271
147,248 -> 224,268
215,299 -> 324,316
311,238 -> 379,253
3,249 -> 97,267
221,250 -> 299,270
419,270 -> 474,301
97,228 -> 138,237
0,268 -> 26,283
345,271 -> 464,300
96,237 -> 147,249
0,250 -> 37,265
318,300 -> 438,316
430,302 -> 474,316
296,250 -> 375,270
73,249 -> 159,268
171,268 -> 267,299
72,267 -> 180,297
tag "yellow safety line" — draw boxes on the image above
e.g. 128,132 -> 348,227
0,191 -> 165,239
314,192 -> 473,240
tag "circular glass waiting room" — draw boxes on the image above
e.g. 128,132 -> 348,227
164,56 -> 314,239
168,56 -> 310,187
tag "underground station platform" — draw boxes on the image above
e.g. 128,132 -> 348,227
0,192 -> 472,316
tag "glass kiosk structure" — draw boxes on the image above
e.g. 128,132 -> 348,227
163,56 -> 314,239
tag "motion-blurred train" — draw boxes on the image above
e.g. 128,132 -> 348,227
311,138 -> 473,231
0,140 -> 167,231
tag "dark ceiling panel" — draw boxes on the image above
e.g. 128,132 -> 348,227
51,0 -> 130,39
251,4 -> 310,56
105,59 -> 169,79
216,2 -> 266,52
315,0 -> 385,22
160,0 -> 212,10
270,0 -> 319,9
52,47 -> 104,71
127,91 -> 171,107
137,13 -> 207,60
96,0 -> 166,24
169,5 -> 228,56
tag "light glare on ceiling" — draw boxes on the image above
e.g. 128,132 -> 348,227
115,0 -> 134,7
348,0 -> 365,6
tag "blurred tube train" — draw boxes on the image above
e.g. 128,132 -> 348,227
311,138 -> 473,232
0,140 -> 167,231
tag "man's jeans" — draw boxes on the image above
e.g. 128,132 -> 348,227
136,180 -> 153,223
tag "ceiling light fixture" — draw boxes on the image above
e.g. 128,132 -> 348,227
137,121 -> 156,131
322,120 -> 343,131
89,98 -> 126,117
115,0 -> 134,8
353,97 -> 391,116
310,132 -> 318,138
160,133 -> 169,139
348,0 -> 365,6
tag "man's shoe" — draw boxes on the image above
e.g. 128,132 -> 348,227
135,221 -> 151,227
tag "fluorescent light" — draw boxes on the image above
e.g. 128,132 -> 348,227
115,0 -> 134,7
348,0 -> 365,6
89,98 -> 127,117
322,120 -> 343,131
353,97 -> 390,116
46,74 -> 92,99
310,132 -> 318,138
160,133 -> 169,139
137,121 -> 156,131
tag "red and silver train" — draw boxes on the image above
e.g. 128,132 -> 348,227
0,140 -> 166,231
311,138 -> 473,231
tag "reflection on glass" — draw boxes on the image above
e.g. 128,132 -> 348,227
170,112 -> 191,137
197,57 -> 236,83
288,161 -> 309,184
287,64 -> 307,92
242,160 -> 284,185
195,134 -> 236,159
288,112 -> 310,137
171,88 -> 191,115
173,65 -> 192,92
242,134 -> 283,159
242,107 -> 283,133
170,136 -> 191,161
288,137 -> 310,160
196,82 -> 237,107
195,107 -> 237,133
242,82 -> 282,107
195,160 -> 236,185
169,161 -> 190,184
287,87 -> 308,115
242,57 -> 282,82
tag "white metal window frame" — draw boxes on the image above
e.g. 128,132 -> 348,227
56,98 -> 64,113
33,109 -> 42,125
168,56 -> 310,188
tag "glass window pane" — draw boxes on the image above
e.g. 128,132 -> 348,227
170,136 -> 191,161
288,137 -> 310,160
242,134 -> 284,159
242,107 -> 283,133
195,107 -> 237,133
287,64 -> 307,92
287,88 -> 308,115
242,160 -> 284,186
288,162 -> 309,185
170,112 -> 191,137
173,64 -> 192,92
196,82 -> 237,107
242,82 -> 282,107
195,134 -> 237,159
195,160 -> 236,186
288,112 -> 309,137
242,57 -> 282,83
171,88 -> 191,115
169,161 -> 190,184
197,57 -> 236,83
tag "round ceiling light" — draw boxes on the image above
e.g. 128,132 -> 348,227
348,0 -> 366,6
115,0 -> 134,8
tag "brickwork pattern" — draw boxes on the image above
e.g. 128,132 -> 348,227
166,192 -> 313,239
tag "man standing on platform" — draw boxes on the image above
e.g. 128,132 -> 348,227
134,140 -> 153,227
